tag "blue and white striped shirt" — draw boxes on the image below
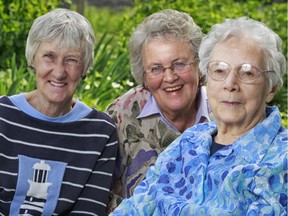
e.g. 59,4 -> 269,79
0,95 -> 118,216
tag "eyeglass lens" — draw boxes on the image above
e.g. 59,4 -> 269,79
208,61 -> 263,83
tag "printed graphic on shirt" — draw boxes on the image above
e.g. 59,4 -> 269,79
10,155 -> 67,216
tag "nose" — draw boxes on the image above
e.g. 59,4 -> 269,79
162,68 -> 178,82
53,61 -> 67,80
223,69 -> 240,91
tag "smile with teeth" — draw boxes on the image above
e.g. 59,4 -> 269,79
49,81 -> 66,87
165,86 -> 182,92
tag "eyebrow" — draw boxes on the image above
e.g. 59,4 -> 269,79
147,58 -> 189,66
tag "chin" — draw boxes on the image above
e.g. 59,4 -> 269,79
217,114 -> 242,122
168,105 -> 187,112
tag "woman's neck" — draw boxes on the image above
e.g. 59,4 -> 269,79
25,90 -> 74,117
163,105 -> 197,133
215,113 -> 266,145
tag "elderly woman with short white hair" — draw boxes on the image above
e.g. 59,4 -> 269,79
0,8 -> 118,216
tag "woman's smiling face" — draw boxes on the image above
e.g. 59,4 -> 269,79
32,40 -> 84,106
143,38 -> 200,115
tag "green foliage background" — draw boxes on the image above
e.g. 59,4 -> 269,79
0,0 -> 287,126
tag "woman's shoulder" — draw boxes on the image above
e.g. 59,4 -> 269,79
0,95 -> 19,109
86,108 -> 116,126
106,85 -> 149,114
0,95 -> 11,103
110,85 -> 149,105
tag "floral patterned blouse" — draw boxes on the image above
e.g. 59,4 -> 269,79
110,106 -> 287,216
105,85 -> 210,212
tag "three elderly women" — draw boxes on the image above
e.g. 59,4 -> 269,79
1,7 -> 286,216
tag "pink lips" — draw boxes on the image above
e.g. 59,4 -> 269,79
222,101 -> 240,106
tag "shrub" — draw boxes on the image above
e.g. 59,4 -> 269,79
0,0 -> 71,70
114,0 -> 287,112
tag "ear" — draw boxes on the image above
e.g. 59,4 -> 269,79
29,65 -> 35,70
143,78 -> 149,90
265,85 -> 278,103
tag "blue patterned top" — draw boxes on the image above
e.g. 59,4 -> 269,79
110,106 -> 287,216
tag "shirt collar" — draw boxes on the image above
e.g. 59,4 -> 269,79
195,87 -> 211,123
232,106 -> 281,163
137,87 -> 211,131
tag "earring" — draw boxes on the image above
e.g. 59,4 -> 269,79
144,85 -> 149,90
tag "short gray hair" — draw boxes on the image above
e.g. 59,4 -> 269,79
129,9 -> 204,85
25,8 -> 96,75
199,16 -> 286,89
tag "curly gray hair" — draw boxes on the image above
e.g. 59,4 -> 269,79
129,9 -> 204,85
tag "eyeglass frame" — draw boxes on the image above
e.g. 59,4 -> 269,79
207,61 -> 275,84
144,60 -> 198,79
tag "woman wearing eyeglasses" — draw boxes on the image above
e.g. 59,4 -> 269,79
106,9 -> 211,212
110,16 -> 287,215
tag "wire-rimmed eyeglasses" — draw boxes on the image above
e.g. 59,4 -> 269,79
144,60 -> 196,79
207,61 -> 274,84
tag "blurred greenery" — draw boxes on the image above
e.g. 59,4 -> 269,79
0,0 -> 72,70
0,0 -> 287,126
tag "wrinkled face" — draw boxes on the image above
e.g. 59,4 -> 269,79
32,40 -> 84,105
143,38 -> 200,114
207,37 -> 276,128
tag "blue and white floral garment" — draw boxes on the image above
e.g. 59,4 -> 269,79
110,106 -> 287,216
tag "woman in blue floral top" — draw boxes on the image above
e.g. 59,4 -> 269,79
110,17 -> 287,215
